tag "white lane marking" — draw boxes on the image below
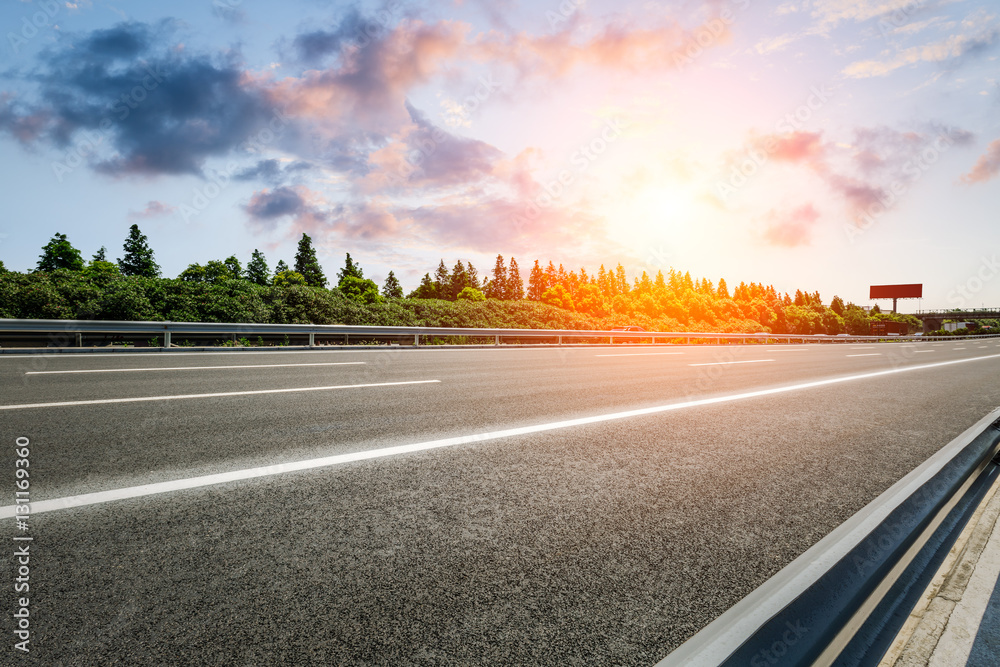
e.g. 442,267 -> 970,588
0,380 -> 440,411
850,346 -> 876,349
595,352 -> 684,357
914,350 -> 934,353
688,359 -> 773,367
955,348 -> 967,350
978,346 -> 989,349
847,353 -> 882,357
0,350 -> 373,359
25,362 -> 366,375
6,353 -> 1000,518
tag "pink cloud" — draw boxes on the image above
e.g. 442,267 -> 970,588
961,139 -> 1000,184
760,204 -> 820,247
127,200 -> 176,220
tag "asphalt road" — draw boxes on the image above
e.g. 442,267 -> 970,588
3,339 -> 1000,665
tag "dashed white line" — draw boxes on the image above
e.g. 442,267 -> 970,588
688,359 -> 774,366
847,353 -> 882,357
0,380 -> 440,411
24,362 -> 366,375
5,353 -> 1000,518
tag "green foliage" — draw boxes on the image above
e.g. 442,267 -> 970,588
92,246 -> 107,262
273,270 -> 307,287
541,284 -> 574,310
457,286 -> 485,302
339,275 -> 383,304
118,224 -> 160,278
382,271 -> 404,299
408,273 -> 438,299
294,233 -> 327,288
246,249 -> 270,286
37,233 -> 85,272
82,260 -> 121,286
337,253 -> 364,284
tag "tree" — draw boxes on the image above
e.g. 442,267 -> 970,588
224,255 -> 243,278
408,273 -> 437,299
382,271 -> 403,298
717,278 -> 729,299
337,252 -> 364,284
830,295 -> 845,316
37,233 -> 84,272
92,246 -> 107,262
433,260 -> 449,296
528,260 -> 545,300
246,250 -> 270,286
294,233 -> 327,287
449,260 -> 469,300
339,275 -> 382,304
486,255 -> 507,299
118,224 -> 160,277
457,286 -> 484,301
507,258 -> 524,299
273,269 -> 307,287
274,260 -> 289,280
541,284 -> 574,310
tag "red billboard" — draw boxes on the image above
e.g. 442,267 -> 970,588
870,284 -> 923,299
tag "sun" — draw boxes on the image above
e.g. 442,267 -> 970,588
606,182 -> 699,243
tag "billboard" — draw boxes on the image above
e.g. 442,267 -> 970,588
870,284 -> 923,299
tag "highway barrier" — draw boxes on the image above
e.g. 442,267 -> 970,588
657,408 -> 1000,667
0,318 -> 998,352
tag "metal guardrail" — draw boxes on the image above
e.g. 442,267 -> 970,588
1,318 -> 999,350
658,409 -> 1000,666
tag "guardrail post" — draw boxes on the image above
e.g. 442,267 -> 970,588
414,334 -> 419,346
344,333 -> 349,345
309,332 -> 316,348
558,335 -> 562,346
163,331 -> 171,348
494,335 -> 500,346
610,336 -> 614,345
75,333 -> 82,347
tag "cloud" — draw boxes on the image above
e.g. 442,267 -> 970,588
127,200 -> 176,220
760,204 -> 820,247
842,28 -> 1000,78
234,158 -> 313,185
961,139 -> 1000,184
0,21 -> 282,176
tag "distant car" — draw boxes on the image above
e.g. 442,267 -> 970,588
836,333 -> 851,336
611,326 -> 645,332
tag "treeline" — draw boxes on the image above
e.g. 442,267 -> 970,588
0,226 -> 921,334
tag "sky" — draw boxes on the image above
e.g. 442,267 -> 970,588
1,0 -> 998,310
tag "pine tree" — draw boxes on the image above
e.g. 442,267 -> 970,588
528,260 -> 545,301
36,233 -> 85,272
294,233 -> 327,287
487,255 -> 507,299
118,224 -> 160,277
274,260 -> 289,281
408,273 -> 437,299
246,249 -> 270,285
382,271 -> 403,298
507,258 -> 524,299
92,246 -> 107,262
466,262 -> 480,290
433,260 -> 449,296
614,264 -> 630,294
449,260 -> 469,300
337,252 -> 364,284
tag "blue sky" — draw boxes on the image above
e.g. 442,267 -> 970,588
1,0 -> 998,309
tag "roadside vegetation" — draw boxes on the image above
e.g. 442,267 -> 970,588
0,226 -> 925,334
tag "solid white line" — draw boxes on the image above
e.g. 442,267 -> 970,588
851,346 -> 876,349
25,362 -> 366,375
0,380 -> 440,411
847,353 -> 882,357
955,348 -> 967,350
767,349 -> 810,352
5,353 -> 1000,518
914,350 -> 934,353
595,352 -> 685,357
688,359 -> 773,366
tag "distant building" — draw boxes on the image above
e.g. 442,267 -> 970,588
943,322 -> 974,332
